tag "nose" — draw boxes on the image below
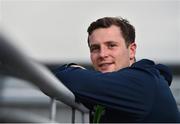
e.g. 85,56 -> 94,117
99,46 -> 108,58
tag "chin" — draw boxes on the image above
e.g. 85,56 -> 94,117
100,69 -> 116,73
95,66 -> 116,73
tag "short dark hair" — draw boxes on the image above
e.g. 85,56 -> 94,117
87,17 -> 135,48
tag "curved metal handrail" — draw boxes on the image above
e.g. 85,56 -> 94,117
0,32 -> 89,113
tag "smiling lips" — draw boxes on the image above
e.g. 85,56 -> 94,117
98,62 -> 114,69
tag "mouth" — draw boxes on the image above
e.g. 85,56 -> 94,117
98,62 -> 114,69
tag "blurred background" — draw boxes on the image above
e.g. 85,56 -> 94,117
0,0 -> 180,122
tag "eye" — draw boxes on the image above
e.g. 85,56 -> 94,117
90,45 -> 100,53
108,43 -> 117,49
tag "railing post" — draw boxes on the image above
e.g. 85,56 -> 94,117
81,112 -> 85,123
50,98 -> 57,122
72,107 -> 75,123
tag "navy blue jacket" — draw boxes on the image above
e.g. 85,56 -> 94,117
54,59 -> 180,122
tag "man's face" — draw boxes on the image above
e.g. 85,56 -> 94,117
89,25 -> 136,73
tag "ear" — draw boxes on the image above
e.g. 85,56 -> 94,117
128,42 -> 136,61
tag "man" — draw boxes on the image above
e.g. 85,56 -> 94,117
54,17 -> 180,122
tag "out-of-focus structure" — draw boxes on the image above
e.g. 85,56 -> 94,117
0,31 -> 89,123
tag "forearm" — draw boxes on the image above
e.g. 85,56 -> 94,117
53,65 -> 152,112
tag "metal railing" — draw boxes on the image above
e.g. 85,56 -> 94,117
0,31 -> 89,123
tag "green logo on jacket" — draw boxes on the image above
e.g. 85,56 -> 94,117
93,105 -> 105,123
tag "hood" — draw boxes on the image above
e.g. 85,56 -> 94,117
132,59 -> 173,86
155,63 -> 172,86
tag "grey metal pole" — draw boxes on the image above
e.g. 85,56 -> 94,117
81,112 -> 85,123
72,108 -> 75,123
50,98 -> 57,121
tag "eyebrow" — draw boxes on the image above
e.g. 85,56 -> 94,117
90,41 -> 118,46
105,41 -> 118,44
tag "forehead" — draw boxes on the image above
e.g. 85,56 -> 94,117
89,25 -> 124,44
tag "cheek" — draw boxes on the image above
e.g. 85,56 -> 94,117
90,54 -> 96,63
114,49 -> 124,58
114,49 -> 130,62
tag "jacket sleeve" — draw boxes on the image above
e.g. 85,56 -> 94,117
54,65 -> 156,115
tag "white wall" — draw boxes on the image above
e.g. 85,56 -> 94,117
1,0 -> 180,64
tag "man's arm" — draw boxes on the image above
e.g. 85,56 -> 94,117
54,64 -> 155,115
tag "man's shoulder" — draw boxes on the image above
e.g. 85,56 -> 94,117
131,59 -> 172,86
132,59 -> 155,67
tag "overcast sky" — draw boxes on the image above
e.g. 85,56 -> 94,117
1,0 -> 180,64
